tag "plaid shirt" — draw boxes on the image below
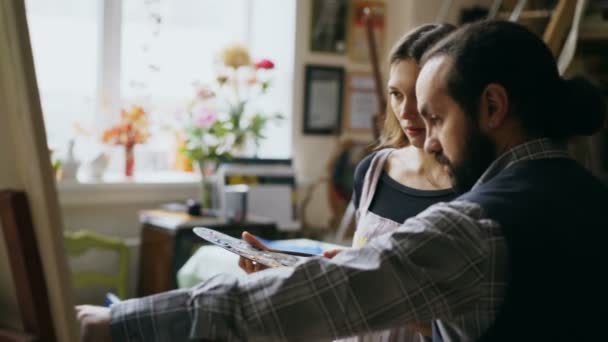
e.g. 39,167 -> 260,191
111,139 -> 570,342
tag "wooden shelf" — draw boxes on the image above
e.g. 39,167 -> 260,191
578,27 -> 608,54
579,29 -> 608,42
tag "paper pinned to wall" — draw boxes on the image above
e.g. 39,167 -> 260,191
349,90 -> 377,129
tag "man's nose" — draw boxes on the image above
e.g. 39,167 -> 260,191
424,136 -> 441,154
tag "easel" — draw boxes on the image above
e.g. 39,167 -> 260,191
362,7 -> 387,141
0,191 -> 56,342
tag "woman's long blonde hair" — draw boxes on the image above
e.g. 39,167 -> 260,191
376,23 -> 456,150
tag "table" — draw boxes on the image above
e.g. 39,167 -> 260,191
137,209 -> 278,296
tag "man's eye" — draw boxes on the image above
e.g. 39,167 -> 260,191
389,91 -> 402,98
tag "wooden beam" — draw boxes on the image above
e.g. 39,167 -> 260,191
543,0 -> 577,56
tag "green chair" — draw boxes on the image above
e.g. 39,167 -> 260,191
64,230 -> 129,300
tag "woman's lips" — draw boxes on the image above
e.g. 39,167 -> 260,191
405,127 -> 425,136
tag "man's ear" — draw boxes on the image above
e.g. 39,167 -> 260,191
479,83 -> 509,131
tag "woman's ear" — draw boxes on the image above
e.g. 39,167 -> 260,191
480,83 -> 509,130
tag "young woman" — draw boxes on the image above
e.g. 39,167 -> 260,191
240,23 -> 457,341
350,23 -> 457,251
331,23 -> 458,342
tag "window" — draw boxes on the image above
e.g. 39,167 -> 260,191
25,0 -> 99,150
26,0 -> 294,179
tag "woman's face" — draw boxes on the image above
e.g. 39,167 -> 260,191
388,59 -> 426,148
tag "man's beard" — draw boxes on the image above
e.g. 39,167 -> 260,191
434,123 -> 496,193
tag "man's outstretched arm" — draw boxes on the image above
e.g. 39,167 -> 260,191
83,201 -> 505,341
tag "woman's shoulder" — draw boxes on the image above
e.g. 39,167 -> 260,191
354,152 -> 374,179
354,148 -> 392,182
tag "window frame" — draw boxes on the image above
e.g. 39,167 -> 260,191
29,0 -> 293,186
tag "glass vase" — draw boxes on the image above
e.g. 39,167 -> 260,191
197,160 -> 213,212
125,144 -> 135,177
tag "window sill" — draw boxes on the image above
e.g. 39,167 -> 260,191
57,171 -> 205,207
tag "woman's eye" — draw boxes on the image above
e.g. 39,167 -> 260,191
389,91 -> 402,98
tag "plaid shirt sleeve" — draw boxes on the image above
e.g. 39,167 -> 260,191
110,201 -> 506,342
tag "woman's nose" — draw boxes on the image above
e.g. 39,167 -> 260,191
400,101 -> 418,119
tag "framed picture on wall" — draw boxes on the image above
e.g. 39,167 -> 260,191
310,0 -> 348,54
343,72 -> 378,134
303,65 -> 344,135
348,0 -> 386,63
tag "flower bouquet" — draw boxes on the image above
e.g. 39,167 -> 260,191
179,44 -> 283,209
101,105 -> 150,177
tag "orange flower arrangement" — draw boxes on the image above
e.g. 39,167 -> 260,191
102,105 -> 150,177
102,105 -> 150,146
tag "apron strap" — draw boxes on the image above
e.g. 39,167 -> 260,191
359,148 -> 395,213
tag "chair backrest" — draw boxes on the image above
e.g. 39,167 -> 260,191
325,139 -> 370,232
333,199 -> 356,244
63,230 -> 129,299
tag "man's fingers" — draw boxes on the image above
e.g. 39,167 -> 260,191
238,256 -> 246,270
238,253 -> 269,274
76,305 -> 91,321
242,231 -> 268,250
75,306 -> 111,342
75,306 -> 84,321
241,257 -> 254,274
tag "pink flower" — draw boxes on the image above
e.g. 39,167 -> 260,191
196,87 -> 215,100
193,107 -> 218,128
246,75 -> 258,85
254,59 -> 274,70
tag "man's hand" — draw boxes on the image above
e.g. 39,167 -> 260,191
238,231 -> 270,274
76,305 -> 111,342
